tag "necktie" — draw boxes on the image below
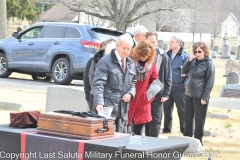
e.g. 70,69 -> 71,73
121,58 -> 126,73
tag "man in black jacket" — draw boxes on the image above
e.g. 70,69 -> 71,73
145,31 -> 172,137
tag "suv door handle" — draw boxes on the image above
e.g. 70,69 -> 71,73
54,41 -> 60,45
28,42 -> 34,46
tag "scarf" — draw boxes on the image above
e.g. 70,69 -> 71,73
135,61 -> 152,81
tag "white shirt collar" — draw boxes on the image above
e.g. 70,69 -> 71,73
133,37 -> 138,45
115,50 -> 124,64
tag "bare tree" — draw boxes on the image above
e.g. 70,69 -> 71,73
206,0 -> 228,46
148,10 -> 169,31
189,10 -> 199,44
60,0 -> 186,32
88,15 -> 100,26
0,0 -> 7,39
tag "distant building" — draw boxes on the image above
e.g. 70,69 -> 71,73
38,3 -> 109,27
140,10 -> 239,38
7,17 -> 31,38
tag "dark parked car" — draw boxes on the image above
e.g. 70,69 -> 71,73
0,22 -> 122,85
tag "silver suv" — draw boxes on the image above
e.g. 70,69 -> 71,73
0,22 -> 122,85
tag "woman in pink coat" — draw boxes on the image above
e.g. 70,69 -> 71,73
128,40 -> 158,135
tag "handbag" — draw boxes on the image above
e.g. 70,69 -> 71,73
146,79 -> 164,101
9,111 -> 40,128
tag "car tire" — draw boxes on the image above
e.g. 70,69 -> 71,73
52,58 -> 73,85
0,52 -> 12,78
31,74 -> 52,82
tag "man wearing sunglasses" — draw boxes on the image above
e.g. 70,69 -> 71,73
163,36 -> 189,134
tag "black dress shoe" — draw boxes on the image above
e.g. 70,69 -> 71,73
162,130 -> 171,134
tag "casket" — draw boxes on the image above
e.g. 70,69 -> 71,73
37,112 -> 114,140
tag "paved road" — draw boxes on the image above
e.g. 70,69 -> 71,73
0,77 -> 83,92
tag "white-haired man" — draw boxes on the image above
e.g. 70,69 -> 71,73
93,35 -> 137,133
131,25 -> 148,48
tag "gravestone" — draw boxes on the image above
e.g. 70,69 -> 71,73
220,84 -> 240,98
207,113 -> 230,119
210,39 -> 214,48
221,44 -> 230,59
223,33 -> 229,45
203,131 -> 218,137
210,51 -> 216,58
212,46 -> 218,52
212,46 -> 219,55
163,43 -> 168,51
226,72 -> 239,84
230,46 -> 237,55
225,59 -> 240,75
45,86 -> 89,112
0,101 -> 22,111
236,45 -> 240,59
158,40 -> 163,49
225,60 -> 237,75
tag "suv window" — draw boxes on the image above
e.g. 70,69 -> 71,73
64,27 -> 81,38
21,27 -> 43,39
88,28 -> 122,41
42,26 -> 66,38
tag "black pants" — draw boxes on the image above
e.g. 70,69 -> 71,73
87,94 -> 94,112
163,86 -> 185,133
115,117 -> 128,133
184,95 -> 208,144
134,123 -> 145,135
145,96 -> 163,137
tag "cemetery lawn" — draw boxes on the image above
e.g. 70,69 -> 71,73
210,58 -> 227,98
159,107 -> 240,160
159,58 -> 240,160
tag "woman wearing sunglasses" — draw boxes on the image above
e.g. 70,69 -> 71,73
181,42 -> 215,146
128,40 -> 158,135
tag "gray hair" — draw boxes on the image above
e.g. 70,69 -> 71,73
117,34 -> 133,46
133,25 -> 148,36
172,36 -> 182,46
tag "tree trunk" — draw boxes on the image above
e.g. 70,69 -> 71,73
192,33 -> 195,45
115,21 -> 129,33
0,0 -> 7,39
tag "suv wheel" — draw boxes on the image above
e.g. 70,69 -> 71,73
0,53 -> 12,78
52,58 -> 73,85
31,74 -> 52,82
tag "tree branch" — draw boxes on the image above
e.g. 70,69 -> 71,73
128,0 -> 157,18
128,7 -> 174,23
61,0 -> 115,21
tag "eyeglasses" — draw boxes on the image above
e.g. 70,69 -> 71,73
194,50 -> 202,54
141,54 -> 151,58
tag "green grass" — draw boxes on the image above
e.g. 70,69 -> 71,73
224,121 -> 232,128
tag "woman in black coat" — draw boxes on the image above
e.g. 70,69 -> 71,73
84,38 -> 116,111
83,41 -> 106,110
181,42 -> 215,146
